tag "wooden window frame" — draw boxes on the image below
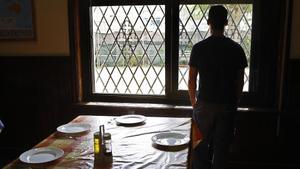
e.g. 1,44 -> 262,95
69,0 -> 289,108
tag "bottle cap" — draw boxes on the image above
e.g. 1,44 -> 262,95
103,133 -> 111,139
94,131 -> 99,136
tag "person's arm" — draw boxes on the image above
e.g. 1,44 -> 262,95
236,69 -> 245,104
188,66 -> 198,108
235,45 -> 247,104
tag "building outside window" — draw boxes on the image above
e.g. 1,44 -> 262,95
92,5 -> 166,95
178,4 -> 252,92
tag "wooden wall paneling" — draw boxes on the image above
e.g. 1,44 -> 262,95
0,57 -> 73,167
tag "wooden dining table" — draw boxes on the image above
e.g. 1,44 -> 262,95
4,115 -> 192,169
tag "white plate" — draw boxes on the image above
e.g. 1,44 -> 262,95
19,147 -> 64,164
57,123 -> 91,134
116,115 -> 146,125
151,132 -> 190,146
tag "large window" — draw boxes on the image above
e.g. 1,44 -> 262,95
90,1 -> 253,96
76,0 -> 285,106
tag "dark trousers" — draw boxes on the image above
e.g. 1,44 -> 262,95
192,102 -> 236,169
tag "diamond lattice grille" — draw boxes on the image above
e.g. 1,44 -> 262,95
179,4 -> 252,91
92,5 -> 165,95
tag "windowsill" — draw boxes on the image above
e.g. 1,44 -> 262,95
82,102 -> 192,109
72,102 -> 192,117
73,102 -> 278,114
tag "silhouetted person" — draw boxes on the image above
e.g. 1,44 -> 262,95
188,5 -> 247,169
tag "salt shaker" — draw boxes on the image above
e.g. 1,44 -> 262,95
103,133 -> 112,155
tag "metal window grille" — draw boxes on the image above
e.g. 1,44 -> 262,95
92,5 -> 165,95
178,4 -> 252,91
91,4 -> 252,96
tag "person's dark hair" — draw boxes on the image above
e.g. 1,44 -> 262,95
208,5 -> 228,31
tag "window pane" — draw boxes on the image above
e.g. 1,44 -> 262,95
92,5 -> 165,95
178,4 -> 252,91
